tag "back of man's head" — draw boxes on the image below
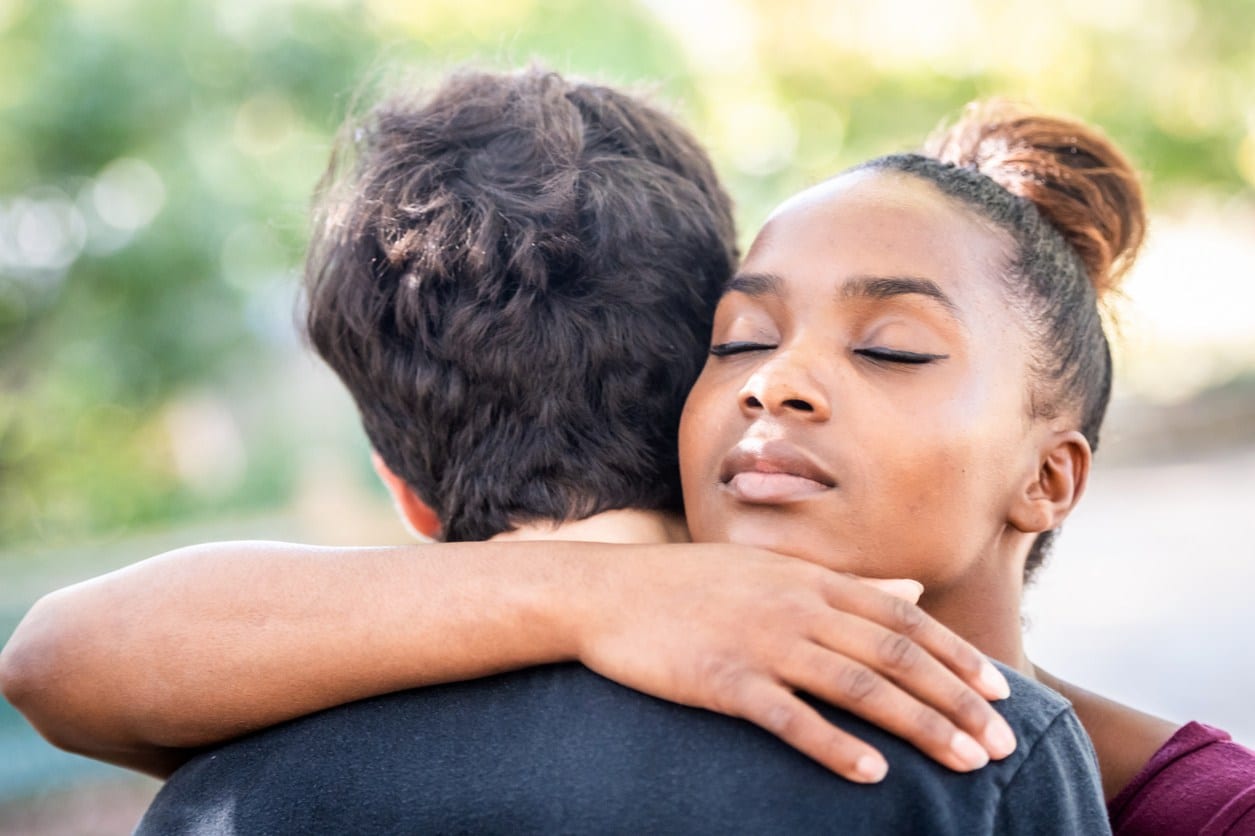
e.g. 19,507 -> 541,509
305,67 -> 737,541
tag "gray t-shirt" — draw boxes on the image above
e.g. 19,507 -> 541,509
136,662 -> 1110,835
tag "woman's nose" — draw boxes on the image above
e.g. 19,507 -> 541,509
738,352 -> 831,421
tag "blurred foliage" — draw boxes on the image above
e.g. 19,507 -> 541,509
0,0 -> 1251,546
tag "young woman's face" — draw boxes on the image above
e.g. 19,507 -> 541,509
679,170 -> 1041,591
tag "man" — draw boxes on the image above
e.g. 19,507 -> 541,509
6,68 -> 1108,833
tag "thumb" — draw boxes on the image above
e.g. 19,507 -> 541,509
859,577 -> 924,603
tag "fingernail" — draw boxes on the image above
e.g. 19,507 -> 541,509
979,660 -> 1011,700
896,579 -> 924,600
855,754 -> 888,783
951,731 -> 990,770
879,580 -> 923,602
984,717 -> 1017,759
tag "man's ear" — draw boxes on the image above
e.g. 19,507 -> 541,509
371,451 -> 442,540
1008,430 -> 1091,534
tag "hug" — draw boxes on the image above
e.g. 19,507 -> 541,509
3,67 -> 1252,834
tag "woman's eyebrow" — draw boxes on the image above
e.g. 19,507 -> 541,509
725,272 -> 782,297
840,275 -> 962,319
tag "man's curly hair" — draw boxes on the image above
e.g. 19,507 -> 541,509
305,67 -> 737,541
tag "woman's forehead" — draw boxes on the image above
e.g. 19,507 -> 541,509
747,171 -> 1007,282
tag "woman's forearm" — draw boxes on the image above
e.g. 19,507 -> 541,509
0,540 -> 589,777
0,538 -> 1019,783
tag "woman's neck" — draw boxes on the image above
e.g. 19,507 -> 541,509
920,539 -> 1032,675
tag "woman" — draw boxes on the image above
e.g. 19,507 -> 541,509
5,98 -> 1252,831
674,104 -> 1255,830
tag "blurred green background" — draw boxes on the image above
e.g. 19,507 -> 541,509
2,0 -> 1254,550
2,0 -> 1253,831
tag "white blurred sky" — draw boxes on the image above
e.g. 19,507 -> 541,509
1114,202 -> 1255,399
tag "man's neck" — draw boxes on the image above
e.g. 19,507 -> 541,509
489,509 -> 690,545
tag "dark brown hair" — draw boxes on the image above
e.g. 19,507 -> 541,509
857,101 -> 1146,578
305,67 -> 737,541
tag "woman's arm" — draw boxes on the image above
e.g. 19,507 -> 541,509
0,540 -> 576,777
0,540 -> 1016,781
1033,667 -> 1178,801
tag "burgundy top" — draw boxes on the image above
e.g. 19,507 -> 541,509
1109,722 -> 1255,835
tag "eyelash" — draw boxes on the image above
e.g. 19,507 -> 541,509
709,341 -> 775,357
710,343 -> 947,365
854,348 -> 948,365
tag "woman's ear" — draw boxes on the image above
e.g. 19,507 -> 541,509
370,451 -> 442,540
1008,430 -> 1091,534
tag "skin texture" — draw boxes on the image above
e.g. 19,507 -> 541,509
0,459 -> 1017,782
679,167 -> 1179,800
681,169 -> 1090,671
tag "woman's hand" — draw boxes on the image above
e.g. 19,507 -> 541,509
571,543 -> 1016,783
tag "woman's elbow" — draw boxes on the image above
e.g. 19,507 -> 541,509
0,591 -> 97,752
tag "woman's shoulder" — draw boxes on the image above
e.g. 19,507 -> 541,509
1032,668 -> 1179,799
1037,668 -> 1255,833
1109,721 -> 1255,835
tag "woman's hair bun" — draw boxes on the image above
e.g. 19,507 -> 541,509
924,100 -> 1146,298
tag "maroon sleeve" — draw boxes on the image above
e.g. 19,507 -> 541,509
1109,722 -> 1255,835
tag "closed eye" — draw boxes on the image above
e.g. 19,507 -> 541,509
854,347 -> 949,365
710,341 -> 777,357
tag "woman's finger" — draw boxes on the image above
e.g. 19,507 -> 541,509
797,615 -> 1015,764
817,577 -> 1017,759
822,574 -> 1011,701
779,641 -> 995,773
732,678 -> 891,783
858,577 -> 923,603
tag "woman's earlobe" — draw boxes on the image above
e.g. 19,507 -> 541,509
1008,430 -> 1091,534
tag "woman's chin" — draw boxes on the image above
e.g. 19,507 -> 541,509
711,520 -> 850,572
703,516 -> 919,581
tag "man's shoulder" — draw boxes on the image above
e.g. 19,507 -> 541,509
136,663 -> 1106,835
993,661 -> 1080,741
976,664 -> 1110,835
960,663 -> 1103,797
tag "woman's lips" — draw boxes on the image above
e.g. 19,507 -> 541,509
725,471 -> 831,503
719,439 -> 836,504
